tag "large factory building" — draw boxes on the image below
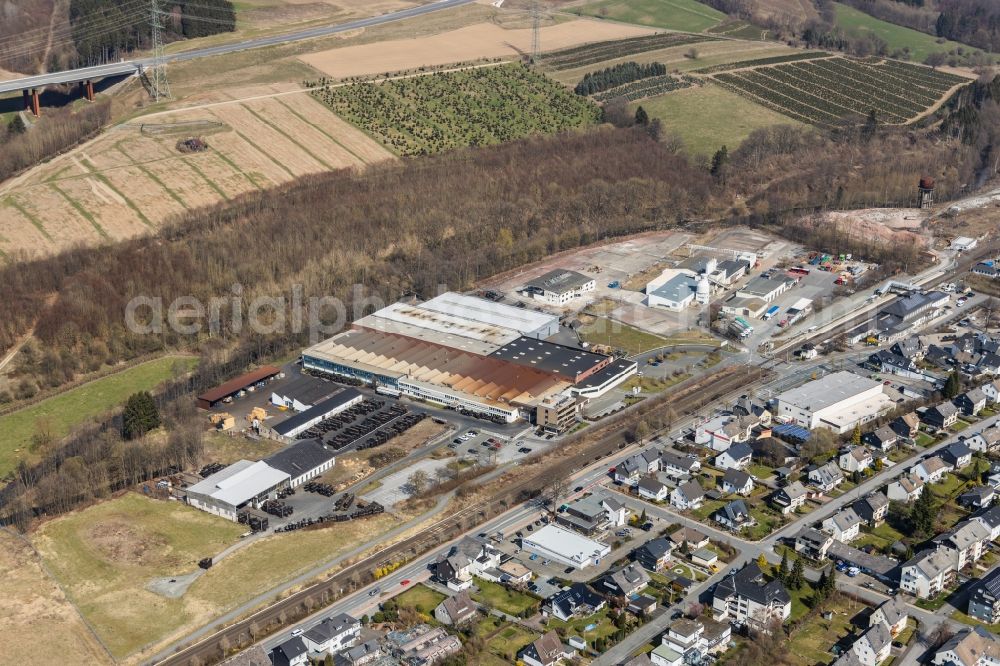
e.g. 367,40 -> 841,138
301,292 -> 635,422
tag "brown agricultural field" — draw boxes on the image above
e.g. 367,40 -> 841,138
0,530 -> 110,666
0,92 -> 391,257
300,18 -> 657,78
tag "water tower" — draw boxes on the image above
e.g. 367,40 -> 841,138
696,276 -> 711,305
917,176 -> 935,209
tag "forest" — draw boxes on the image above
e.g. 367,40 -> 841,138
0,100 -> 112,183
574,61 -> 668,96
70,0 -> 235,66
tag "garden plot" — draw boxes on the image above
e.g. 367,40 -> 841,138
299,19 -> 657,78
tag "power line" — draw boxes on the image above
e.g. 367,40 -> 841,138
148,0 -> 170,100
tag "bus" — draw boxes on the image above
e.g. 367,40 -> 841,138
762,305 -> 780,320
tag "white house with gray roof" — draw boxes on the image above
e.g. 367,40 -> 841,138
822,508 -> 862,543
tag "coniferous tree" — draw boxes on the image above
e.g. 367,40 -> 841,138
943,370 -> 961,399
635,106 -> 649,126
710,145 -> 729,179
122,391 -> 160,440
778,550 -> 789,582
790,557 -> 805,590
911,484 -> 935,534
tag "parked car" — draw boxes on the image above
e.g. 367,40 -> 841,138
564,566 -> 574,574
574,486 -> 584,492
291,628 -> 303,637
400,579 -> 410,586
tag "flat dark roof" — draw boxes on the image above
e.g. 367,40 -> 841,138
265,438 -> 337,476
197,365 -> 281,405
488,337 -> 607,378
576,358 -> 637,389
272,388 -> 361,437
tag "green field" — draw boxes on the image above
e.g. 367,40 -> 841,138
0,355 -> 198,478
33,492 -> 400,658
786,594 -> 861,666
833,3 -> 970,62
577,0 -> 726,33
636,82 -> 801,155
578,316 -> 669,355
311,64 -> 600,156
396,584 -> 447,620
472,577 -> 540,616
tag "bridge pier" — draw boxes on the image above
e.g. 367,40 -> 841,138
29,89 -> 40,117
80,80 -> 94,102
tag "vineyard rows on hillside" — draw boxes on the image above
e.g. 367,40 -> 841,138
593,75 -> 696,102
310,65 -> 600,156
694,51 -> 833,73
710,57 -> 969,127
543,32 -> 717,70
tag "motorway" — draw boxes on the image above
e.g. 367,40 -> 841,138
0,0 -> 476,96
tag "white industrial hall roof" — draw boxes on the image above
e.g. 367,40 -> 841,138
187,460 -> 290,507
777,371 -> 882,412
420,292 -> 557,334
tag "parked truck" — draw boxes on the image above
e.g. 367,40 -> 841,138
762,305 -> 780,320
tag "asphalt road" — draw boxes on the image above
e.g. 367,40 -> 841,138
0,0 -> 476,95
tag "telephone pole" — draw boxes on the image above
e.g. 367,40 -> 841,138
530,0 -> 542,63
149,0 -> 170,101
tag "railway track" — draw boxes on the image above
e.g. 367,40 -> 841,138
156,365 -> 766,666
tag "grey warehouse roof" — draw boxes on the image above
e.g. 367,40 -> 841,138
649,273 -> 699,303
265,439 -> 337,477
777,371 -> 881,412
525,269 -> 593,294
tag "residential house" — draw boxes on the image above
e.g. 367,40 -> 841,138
955,388 -> 988,417
795,527 -> 835,560
850,623 -> 892,666
982,380 -> 1000,404
839,446 -> 874,474
942,442 -> 974,470
697,416 -> 754,452
809,462 -> 845,493
933,519 -> 991,570
712,562 -> 791,630
915,456 -> 952,484
923,402 -> 959,430
870,597 -> 909,637
479,559 -> 532,586
692,547 -> 719,569
712,500 -> 752,531
431,537 -> 502,591
669,526 -> 710,550
519,631 -> 575,666
771,481 -> 809,515
671,480 -> 705,511
864,426 -> 899,453
599,563 -> 651,598
716,443 -> 753,471
556,492 -> 627,535
397,627 -> 461,665
891,337 -> 924,361
720,469 -> 754,496
433,590 -> 477,626
822,508 -> 862,543
887,473 -> 924,503
968,567 -> 1000,624
624,656 -> 655,666
545,583 -> 606,622
974,505 -> 1000,541
634,537 -> 673,572
868,350 -> 925,381
302,613 -> 361,654
900,547 -> 956,599
660,450 -> 701,480
959,486 -> 995,510
650,644 -> 684,666
933,627 -> 1000,666
615,448 -> 662,486
638,476 -> 669,502
965,428 -> 1000,454
990,462 -> 1000,490
628,594 -> 659,617
662,618 -> 707,657
270,638 -> 308,666
852,492 -> 889,528
734,395 -> 772,424
891,413 -> 921,441
335,640 -> 382,666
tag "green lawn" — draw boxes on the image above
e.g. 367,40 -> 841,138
746,507 -> 782,540
786,594 -> 862,666
787,580 -> 819,622
636,82 -> 803,156
576,0 -> 726,32
915,432 -> 934,447
916,591 -> 951,611
930,473 -> 969,502
692,499 -> 725,521
0,355 -> 198,478
547,607 -> 621,644
395,584 -> 447,618
952,419 -> 972,432
748,463 -> 775,479
952,611 -> 1000,634
833,3 -> 973,62
578,316 -> 669,355
486,624 -> 538,662
472,578 -> 540,616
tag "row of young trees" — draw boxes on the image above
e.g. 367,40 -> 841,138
0,100 -> 111,183
574,61 -> 668,96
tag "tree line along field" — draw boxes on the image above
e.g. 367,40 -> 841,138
710,56 -> 971,126
541,32 -> 720,71
310,64 -> 601,156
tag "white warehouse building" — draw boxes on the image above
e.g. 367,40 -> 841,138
522,269 -> 596,305
521,524 -> 611,569
185,460 -> 290,521
645,272 -> 702,311
775,371 -> 893,434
